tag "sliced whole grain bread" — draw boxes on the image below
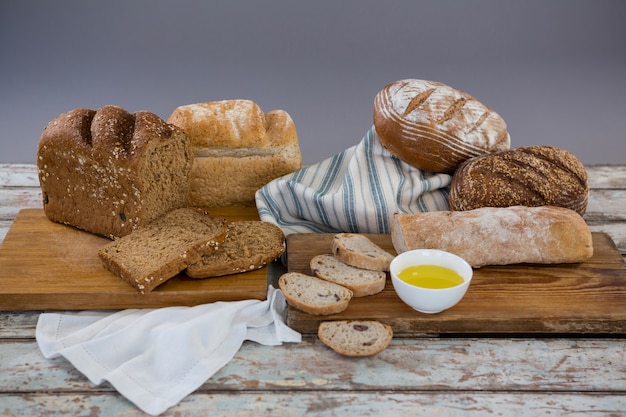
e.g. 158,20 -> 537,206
332,233 -> 394,271
310,254 -> 386,297
317,320 -> 393,357
185,221 -> 285,278
278,272 -> 353,316
98,208 -> 228,293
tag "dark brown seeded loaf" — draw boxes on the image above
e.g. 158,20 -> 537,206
185,221 -> 285,278
318,320 -> 393,357
98,208 -> 228,293
37,105 -> 192,239
449,145 -> 589,215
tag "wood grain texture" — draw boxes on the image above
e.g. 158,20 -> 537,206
286,232 -> 626,335
2,163 -> 626,417
0,208 -> 272,309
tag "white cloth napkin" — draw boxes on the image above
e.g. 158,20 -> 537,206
36,286 -> 301,416
255,125 -> 452,235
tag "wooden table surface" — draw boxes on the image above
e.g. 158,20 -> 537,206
1,163 -> 625,416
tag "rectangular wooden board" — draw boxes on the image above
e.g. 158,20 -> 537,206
0,208 -> 272,310
285,233 -> 626,336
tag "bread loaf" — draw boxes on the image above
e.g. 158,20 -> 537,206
391,206 -> 593,268
185,221 -> 285,278
449,145 -> 589,215
98,208 -> 228,293
167,100 -> 302,207
318,320 -> 393,357
38,105 -> 192,239
373,79 -> 510,173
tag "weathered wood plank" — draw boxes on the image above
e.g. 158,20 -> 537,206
1,392 -> 624,417
586,165 -> 626,189
2,338 -> 625,393
0,312 -> 42,339
0,163 -> 39,187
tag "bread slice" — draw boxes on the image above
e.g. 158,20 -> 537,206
278,272 -> 353,316
318,320 -> 393,357
98,208 -> 228,293
310,254 -> 386,297
185,221 -> 285,278
332,233 -> 394,271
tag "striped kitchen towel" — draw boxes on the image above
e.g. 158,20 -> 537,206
255,125 -> 452,235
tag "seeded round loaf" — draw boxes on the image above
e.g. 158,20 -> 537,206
37,105 -> 192,238
448,145 -> 589,215
318,320 -> 393,357
373,79 -> 511,173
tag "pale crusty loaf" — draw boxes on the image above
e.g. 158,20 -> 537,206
98,208 -> 228,293
449,145 -> 589,215
310,254 -> 387,297
391,206 -> 593,268
332,233 -> 394,271
318,320 -> 393,357
278,272 -> 353,316
373,79 -> 510,173
38,105 -> 192,239
185,221 -> 285,278
167,99 -> 302,207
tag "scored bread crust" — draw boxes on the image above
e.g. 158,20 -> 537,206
167,99 -> 302,207
449,145 -> 589,215
310,254 -> 386,297
98,208 -> 228,293
391,206 -> 594,268
278,272 -> 353,316
373,79 -> 510,173
185,221 -> 285,278
332,233 -> 394,271
37,105 -> 192,238
318,320 -> 393,357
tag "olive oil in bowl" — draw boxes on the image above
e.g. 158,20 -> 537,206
398,265 -> 464,289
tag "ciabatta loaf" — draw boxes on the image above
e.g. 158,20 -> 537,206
391,206 -> 593,268
310,254 -> 386,297
167,100 -> 302,207
449,145 -> 589,215
373,79 -> 510,173
38,105 -> 192,238
318,320 -> 393,357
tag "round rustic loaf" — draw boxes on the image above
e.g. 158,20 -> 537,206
448,145 -> 589,215
373,79 -> 511,173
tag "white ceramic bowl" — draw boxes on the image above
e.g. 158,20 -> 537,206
390,249 -> 473,314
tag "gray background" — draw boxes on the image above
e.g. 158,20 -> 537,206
1,0 -> 625,165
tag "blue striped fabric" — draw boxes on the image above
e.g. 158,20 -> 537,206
255,125 -> 451,235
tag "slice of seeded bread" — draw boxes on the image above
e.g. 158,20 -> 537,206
310,254 -> 386,297
332,233 -> 394,271
318,320 -> 393,357
98,208 -> 228,293
185,221 -> 285,278
278,272 -> 353,316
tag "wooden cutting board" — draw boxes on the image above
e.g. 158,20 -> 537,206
0,208 -> 272,310
285,233 -> 626,336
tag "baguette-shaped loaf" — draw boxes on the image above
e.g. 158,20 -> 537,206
391,206 -> 593,268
